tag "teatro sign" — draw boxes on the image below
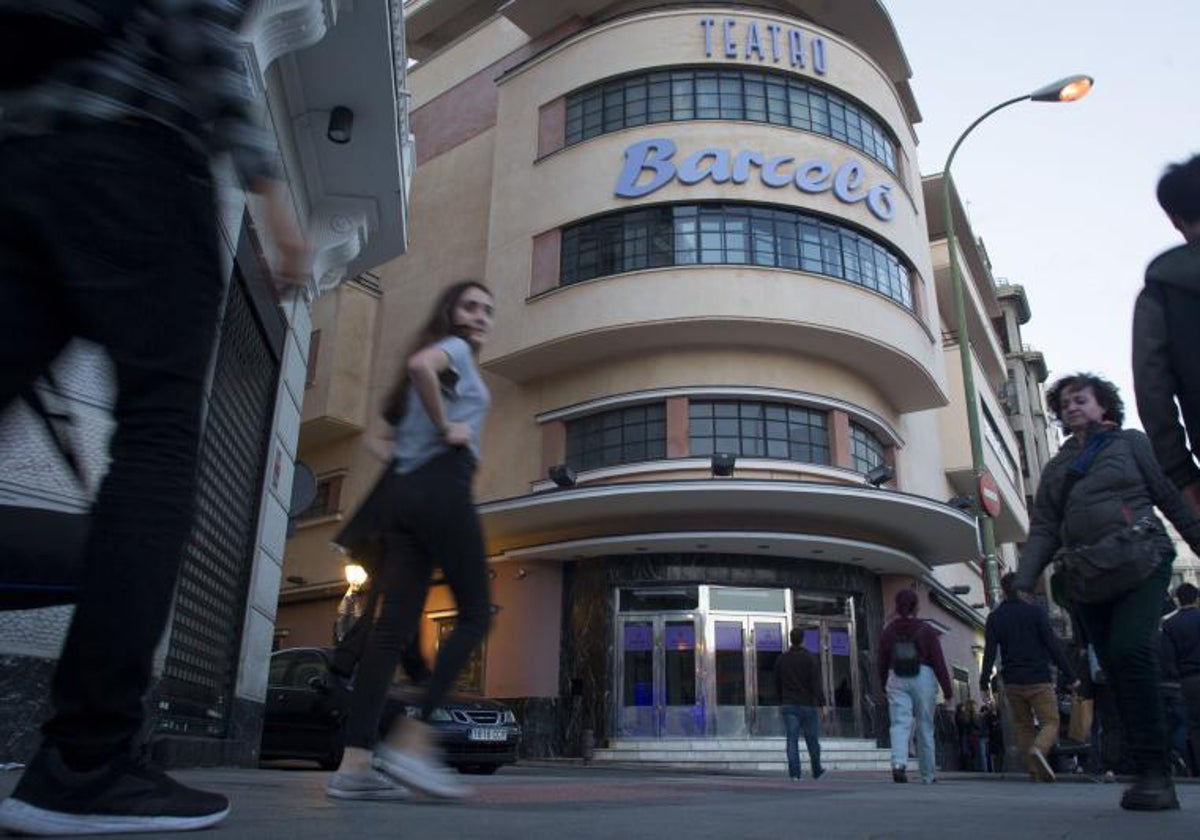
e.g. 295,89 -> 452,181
614,138 -> 896,222
700,17 -> 827,75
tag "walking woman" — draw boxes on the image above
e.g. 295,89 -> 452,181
878,588 -> 953,784
328,280 -> 495,801
1015,372 -> 1200,810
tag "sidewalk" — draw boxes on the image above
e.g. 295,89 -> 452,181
6,762 -> 1196,839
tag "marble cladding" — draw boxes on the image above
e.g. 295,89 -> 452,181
559,554 -> 887,749
498,696 -> 562,759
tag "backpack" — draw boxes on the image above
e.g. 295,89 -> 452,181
891,628 -> 921,678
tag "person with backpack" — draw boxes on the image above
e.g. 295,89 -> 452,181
1014,373 -> 1200,811
0,1 -> 307,834
980,573 -> 1079,782
878,588 -> 952,784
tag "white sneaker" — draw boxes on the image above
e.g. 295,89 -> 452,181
1029,747 -> 1056,782
373,745 -> 471,800
326,769 -> 411,801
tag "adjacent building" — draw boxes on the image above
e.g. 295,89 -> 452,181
281,0 -> 1057,756
0,1 -> 413,766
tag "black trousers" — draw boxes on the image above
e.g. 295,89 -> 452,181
1076,560 -> 1172,776
345,449 -> 492,748
0,122 -> 222,760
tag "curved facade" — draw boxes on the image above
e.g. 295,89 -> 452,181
280,1 -> 1044,760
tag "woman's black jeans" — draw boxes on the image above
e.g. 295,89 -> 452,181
345,448 -> 492,748
1075,559 -> 1172,776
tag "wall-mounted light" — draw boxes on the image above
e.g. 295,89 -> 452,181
549,464 -> 577,488
327,106 -> 354,144
285,575 -> 308,586
344,563 -> 368,588
866,463 -> 895,487
487,569 -> 497,580
516,568 -> 529,580
710,453 -> 736,477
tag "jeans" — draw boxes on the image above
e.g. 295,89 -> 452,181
0,122 -> 221,761
781,705 -> 822,778
1182,675 -> 1200,776
1075,560 -> 1172,776
1004,683 -> 1059,776
345,449 -> 492,748
887,665 -> 937,782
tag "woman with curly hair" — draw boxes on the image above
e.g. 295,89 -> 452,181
1015,372 -> 1200,810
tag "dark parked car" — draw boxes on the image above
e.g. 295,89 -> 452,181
261,647 -> 521,774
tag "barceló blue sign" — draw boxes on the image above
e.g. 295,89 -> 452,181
614,138 -> 896,222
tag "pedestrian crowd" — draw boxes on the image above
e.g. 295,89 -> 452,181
1,1 -> 1200,835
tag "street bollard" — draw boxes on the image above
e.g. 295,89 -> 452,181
581,728 -> 595,763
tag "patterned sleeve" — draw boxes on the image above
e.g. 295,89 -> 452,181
186,1 -> 281,183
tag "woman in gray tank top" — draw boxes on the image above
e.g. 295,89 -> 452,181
330,280 -> 494,802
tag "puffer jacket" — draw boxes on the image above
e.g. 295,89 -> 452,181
1132,239 -> 1200,490
1014,425 -> 1200,590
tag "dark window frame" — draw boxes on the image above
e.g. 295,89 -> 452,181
564,403 -> 668,471
564,66 -> 899,173
688,399 -> 830,465
560,203 -> 915,310
849,422 -> 886,474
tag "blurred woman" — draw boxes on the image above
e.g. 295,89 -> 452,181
1015,373 -> 1200,810
328,280 -> 495,802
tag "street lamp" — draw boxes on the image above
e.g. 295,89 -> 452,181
942,74 -> 1093,607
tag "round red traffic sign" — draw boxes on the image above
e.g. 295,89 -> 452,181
977,472 -> 1002,518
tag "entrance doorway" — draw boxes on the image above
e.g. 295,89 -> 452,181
616,614 -> 701,737
794,616 -> 861,738
709,615 -> 789,736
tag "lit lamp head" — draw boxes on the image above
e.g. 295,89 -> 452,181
1028,74 -> 1093,103
344,563 -> 368,588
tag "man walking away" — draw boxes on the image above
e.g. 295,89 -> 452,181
1162,583 -> 1200,775
1133,154 -> 1200,514
0,1 -> 306,835
980,573 -> 1079,782
776,628 -> 827,781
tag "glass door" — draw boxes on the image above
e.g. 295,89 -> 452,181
708,616 -> 788,736
616,615 -> 701,737
795,616 -> 861,737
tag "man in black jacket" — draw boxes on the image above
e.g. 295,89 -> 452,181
1162,582 -> 1200,775
981,574 -> 1078,782
776,627 -> 827,780
1133,154 -> 1200,514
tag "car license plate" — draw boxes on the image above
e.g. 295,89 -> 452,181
468,727 -> 507,742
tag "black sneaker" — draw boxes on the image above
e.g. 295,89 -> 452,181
0,746 -> 229,835
1120,774 -> 1180,811
892,766 -> 908,783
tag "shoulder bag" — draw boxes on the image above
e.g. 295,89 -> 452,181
1052,437 -> 1165,605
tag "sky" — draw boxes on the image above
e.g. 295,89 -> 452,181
882,0 -> 1200,433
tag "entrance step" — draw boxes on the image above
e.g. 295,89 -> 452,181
592,737 -> 900,773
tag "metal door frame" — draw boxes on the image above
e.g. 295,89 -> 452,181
705,613 -> 791,736
793,612 -> 862,737
614,613 -> 702,737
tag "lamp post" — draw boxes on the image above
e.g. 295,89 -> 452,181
942,75 -> 1093,607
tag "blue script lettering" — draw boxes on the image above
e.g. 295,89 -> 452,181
614,138 -> 896,222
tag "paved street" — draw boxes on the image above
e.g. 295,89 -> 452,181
4,762 -> 1196,838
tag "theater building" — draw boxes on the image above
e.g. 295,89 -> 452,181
283,0 -> 1049,758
